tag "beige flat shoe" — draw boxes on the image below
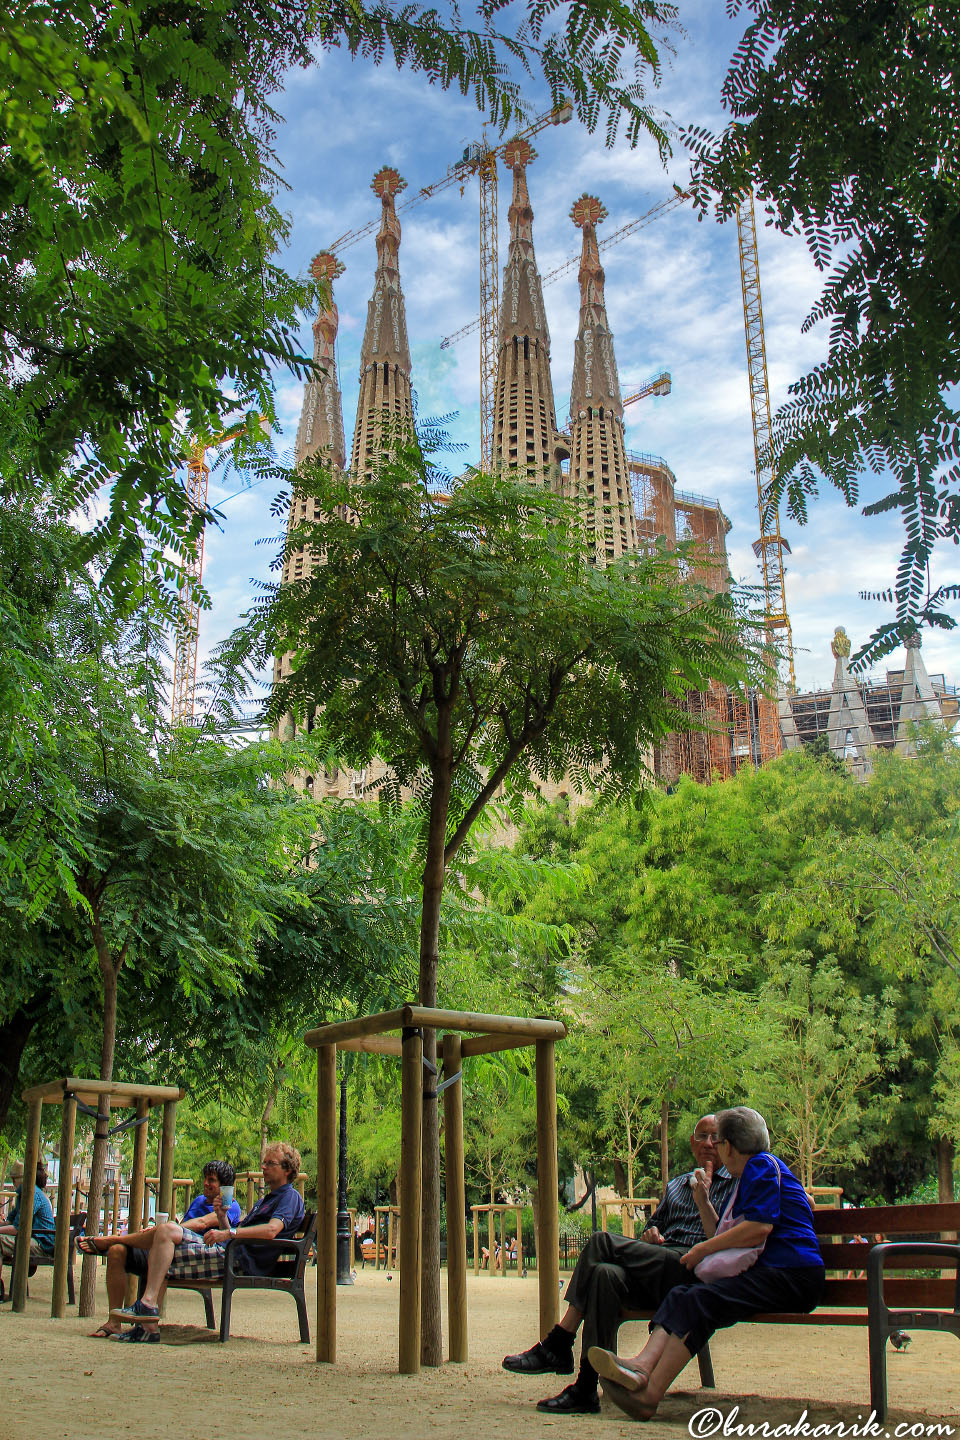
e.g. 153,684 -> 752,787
587,1346 -> 650,1392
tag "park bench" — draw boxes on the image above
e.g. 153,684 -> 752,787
620,1201 -> 960,1422
142,1211 -> 317,1342
11,1210 -> 87,1305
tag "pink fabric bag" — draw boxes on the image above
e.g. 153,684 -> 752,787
694,1158 -> 781,1282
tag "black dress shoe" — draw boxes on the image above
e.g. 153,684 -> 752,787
503,1340 -> 574,1375
536,1385 -> 601,1415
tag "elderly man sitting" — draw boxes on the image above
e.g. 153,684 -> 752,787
0,1160 -> 55,1302
83,1143 -> 305,1342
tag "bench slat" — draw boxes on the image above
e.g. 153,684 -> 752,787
817,1243 -> 959,1269
812,1203 -> 960,1236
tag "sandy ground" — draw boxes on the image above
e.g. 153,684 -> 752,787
1,1266 -> 958,1440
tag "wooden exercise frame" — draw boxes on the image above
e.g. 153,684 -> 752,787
143,1176 -> 194,1225
471,1203 -> 523,1277
12,1078 -> 184,1318
598,1196 -> 658,1239
374,1204 -> 401,1270
305,1005 -> 566,1374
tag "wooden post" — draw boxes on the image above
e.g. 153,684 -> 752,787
487,1207 -> 494,1275
388,1206 -> 396,1271
316,1044 -> 337,1363
515,1204 -> 524,1279
472,1206 -> 480,1276
535,1039 -> 560,1337
442,1033 -> 467,1361
399,1026 -> 422,1374
51,1094 -> 77,1318
12,1097 -> 43,1311
126,1099 -> 149,1303
111,1175 -> 121,1233
157,1100 -> 177,1218
245,1172 -> 256,1213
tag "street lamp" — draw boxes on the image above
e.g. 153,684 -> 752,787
336,1063 -> 354,1285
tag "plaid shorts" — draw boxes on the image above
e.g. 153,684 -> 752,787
165,1228 -> 229,1281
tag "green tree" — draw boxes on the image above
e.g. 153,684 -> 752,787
746,957 -> 901,1189
2,0 -> 679,597
687,1 -> 960,661
236,445 -> 756,1361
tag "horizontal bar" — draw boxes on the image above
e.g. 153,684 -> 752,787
339,1036 -> 404,1056
459,1034 -> 538,1058
303,1009 -> 408,1049
21,1078 -> 185,1104
402,1007 -> 566,1039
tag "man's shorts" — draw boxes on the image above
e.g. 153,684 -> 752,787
0,1233 -> 48,1261
165,1227 -> 230,1282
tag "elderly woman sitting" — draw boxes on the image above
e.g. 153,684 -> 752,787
588,1106 -> 824,1422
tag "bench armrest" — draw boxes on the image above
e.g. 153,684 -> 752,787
867,1241 -> 960,1317
222,1229 -> 313,1279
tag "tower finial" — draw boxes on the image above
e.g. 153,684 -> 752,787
570,194 -> 608,229
309,251 -> 345,285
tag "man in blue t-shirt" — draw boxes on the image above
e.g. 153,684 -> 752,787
182,1162 -> 243,1228
0,1160 -> 56,1301
112,1143 -> 306,1338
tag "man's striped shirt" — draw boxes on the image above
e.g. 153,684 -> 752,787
642,1167 -> 735,1250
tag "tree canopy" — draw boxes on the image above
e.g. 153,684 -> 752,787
686,0 -> 960,662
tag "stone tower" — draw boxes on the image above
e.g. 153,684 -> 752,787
491,139 -> 568,483
566,193 -> 638,562
280,250 -> 347,593
350,166 -> 415,480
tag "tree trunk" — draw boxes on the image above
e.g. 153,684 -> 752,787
0,993 -> 49,1132
79,920 -> 120,1316
937,1138 -> 957,1241
417,747 -> 453,1367
659,1099 -> 669,1190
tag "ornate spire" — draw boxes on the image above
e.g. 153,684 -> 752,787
569,194 -> 621,418
294,250 -> 346,470
351,166 -> 414,478
491,140 -> 566,481
565,193 -> 637,561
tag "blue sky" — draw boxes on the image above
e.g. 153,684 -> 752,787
197,0 -> 958,695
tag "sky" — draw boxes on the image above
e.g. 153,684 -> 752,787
196,0 -> 958,696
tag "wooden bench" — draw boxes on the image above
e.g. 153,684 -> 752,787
621,1201 -> 960,1421
142,1212 -> 317,1342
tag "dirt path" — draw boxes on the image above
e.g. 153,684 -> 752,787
2,1268 -> 957,1439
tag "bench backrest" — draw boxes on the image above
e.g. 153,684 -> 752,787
810,1202 -> 960,1311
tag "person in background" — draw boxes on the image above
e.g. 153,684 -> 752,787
0,1160 -> 56,1302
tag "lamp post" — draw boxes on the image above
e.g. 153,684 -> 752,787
336,1065 -> 354,1285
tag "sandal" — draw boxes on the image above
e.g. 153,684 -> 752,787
587,1346 -> 650,1392
77,1237 -> 110,1257
88,1323 -> 121,1339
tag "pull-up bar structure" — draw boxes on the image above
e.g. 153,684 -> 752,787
304,1005 -> 566,1374
13,1078 -> 185,1317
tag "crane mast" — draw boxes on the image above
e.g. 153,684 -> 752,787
736,192 -> 796,692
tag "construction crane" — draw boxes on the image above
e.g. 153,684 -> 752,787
328,101 -> 573,469
440,192 -> 688,351
170,414 -> 266,726
735,193 -> 796,692
622,370 -> 671,409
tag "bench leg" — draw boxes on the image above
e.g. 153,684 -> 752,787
294,1284 -> 310,1344
201,1289 -> 216,1330
868,1311 -> 888,1423
67,1263 -> 75,1307
696,1342 -> 715,1389
219,1282 -> 233,1342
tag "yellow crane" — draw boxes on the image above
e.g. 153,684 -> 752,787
736,192 -> 796,692
170,414 -> 266,725
329,101 -> 573,468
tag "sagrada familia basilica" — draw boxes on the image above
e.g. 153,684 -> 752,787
279,146 -> 956,792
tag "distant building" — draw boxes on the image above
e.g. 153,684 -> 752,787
778,627 -> 957,777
